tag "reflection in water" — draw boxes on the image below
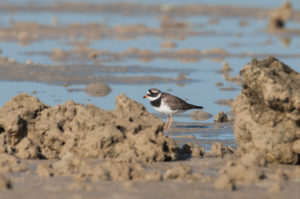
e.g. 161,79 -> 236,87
175,125 -> 211,129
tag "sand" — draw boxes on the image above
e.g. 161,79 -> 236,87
233,57 -> 300,164
0,2 -> 299,199
0,92 -> 299,199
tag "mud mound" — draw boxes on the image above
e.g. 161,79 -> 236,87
0,93 -> 177,162
85,83 -> 111,97
185,142 -> 205,158
208,142 -> 234,157
215,158 -> 265,191
268,1 -> 293,30
0,174 -> 13,190
232,57 -> 300,164
190,110 -> 213,121
36,153 -> 200,182
0,154 -> 28,173
214,111 -> 233,122
36,153 -> 154,181
163,164 -> 193,180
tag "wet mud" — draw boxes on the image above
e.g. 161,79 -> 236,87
0,1 -> 300,199
0,90 -> 299,198
0,56 -> 191,85
233,57 -> 300,164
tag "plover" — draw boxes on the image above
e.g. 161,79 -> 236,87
143,88 -> 203,130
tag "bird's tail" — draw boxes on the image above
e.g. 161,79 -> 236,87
188,104 -> 203,110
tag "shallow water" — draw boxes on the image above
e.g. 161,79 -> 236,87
0,0 -> 300,149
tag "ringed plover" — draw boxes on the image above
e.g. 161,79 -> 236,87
143,88 -> 203,130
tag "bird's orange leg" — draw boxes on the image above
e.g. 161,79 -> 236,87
167,115 -> 173,129
163,115 -> 170,130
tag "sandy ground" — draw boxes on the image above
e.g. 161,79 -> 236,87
0,1 -> 299,199
0,157 -> 299,199
0,93 -> 299,199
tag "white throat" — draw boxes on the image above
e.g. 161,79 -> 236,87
148,93 -> 161,101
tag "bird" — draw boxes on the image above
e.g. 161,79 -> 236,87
143,88 -> 203,130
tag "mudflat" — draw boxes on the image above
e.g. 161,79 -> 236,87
0,89 -> 299,199
0,1 -> 299,199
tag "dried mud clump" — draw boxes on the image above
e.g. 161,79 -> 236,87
35,152 -> 204,182
190,110 -> 213,121
85,83 -> 112,97
37,153 -> 158,182
216,159 -> 265,191
0,174 -> 13,190
232,57 -> 300,164
0,93 -> 178,162
208,142 -> 234,157
214,111 -> 232,122
268,1 -> 293,30
0,154 -> 28,173
214,99 -> 233,107
163,164 -> 193,180
181,142 -> 205,158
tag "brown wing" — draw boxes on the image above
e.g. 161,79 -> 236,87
161,92 -> 196,110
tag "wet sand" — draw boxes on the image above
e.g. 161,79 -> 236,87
0,1 -> 299,199
1,1 -> 300,20
1,157 -> 299,199
0,92 -> 299,199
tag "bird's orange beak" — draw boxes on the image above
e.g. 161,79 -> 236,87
143,94 -> 148,98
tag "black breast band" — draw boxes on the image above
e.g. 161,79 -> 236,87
150,98 -> 161,107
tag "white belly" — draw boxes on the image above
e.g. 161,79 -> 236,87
153,100 -> 184,115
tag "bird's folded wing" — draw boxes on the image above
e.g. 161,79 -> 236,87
161,93 -> 191,110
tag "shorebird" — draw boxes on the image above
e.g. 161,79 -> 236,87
143,88 -> 203,130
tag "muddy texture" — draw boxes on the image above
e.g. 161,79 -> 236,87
0,93 -> 177,162
36,154 -> 161,181
0,174 -> 13,190
34,152 -> 205,182
31,47 -> 231,63
29,46 -> 300,63
217,62 -> 233,74
268,1 -> 293,30
0,94 -> 299,198
1,155 -> 300,199
216,158 -> 265,190
214,99 -> 233,107
232,57 -> 300,164
181,142 -> 205,158
219,87 -> 238,91
218,62 -> 241,85
190,110 -> 213,121
208,142 -> 234,157
1,1 -> 300,198
214,111 -> 233,122
85,83 -> 111,97
0,21 -> 220,45
214,151 -> 296,191
216,82 -> 223,87
0,153 -> 27,173
2,2 -> 300,21
160,41 -> 177,49
214,174 -> 236,190
0,56 -> 190,85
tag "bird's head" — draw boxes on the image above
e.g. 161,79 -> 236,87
143,88 -> 162,101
